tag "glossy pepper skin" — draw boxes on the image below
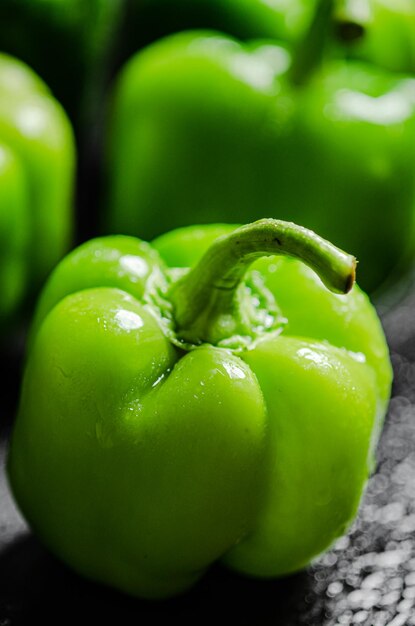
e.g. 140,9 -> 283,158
0,53 -> 75,329
8,219 -> 392,599
104,14 -> 415,296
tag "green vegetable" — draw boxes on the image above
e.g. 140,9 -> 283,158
104,0 -> 415,295
8,218 -> 392,599
0,0 -> 310,128
0,53 -> 75,328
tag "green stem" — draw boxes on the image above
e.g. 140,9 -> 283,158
289,0 -> 335,86
289,0 -> 370,87
170,219 -> 356,347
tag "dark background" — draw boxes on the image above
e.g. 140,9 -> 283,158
1,280 -> 415,626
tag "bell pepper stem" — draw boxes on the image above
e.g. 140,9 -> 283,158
170,219 -> 356,346
289,0 -> 369,86
289,0 -> 335,87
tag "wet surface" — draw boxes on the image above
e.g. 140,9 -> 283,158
1,284 -> 415,625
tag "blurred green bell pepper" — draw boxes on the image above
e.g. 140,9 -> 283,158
104,0 -> 415,295
0,53 -> 75,329
0,0 -> 314,129
4,0 -> 413,130
8,218 -> 392,598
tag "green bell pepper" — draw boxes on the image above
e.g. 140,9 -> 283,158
334,0 -> 415,74
0,0 -> 311,128
0,53 -> 75,328
0,143 -> 28,327
8,218 -> 392,599
104,0 -> 415,296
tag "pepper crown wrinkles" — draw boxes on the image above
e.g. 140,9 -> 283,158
166,218 -> 355,349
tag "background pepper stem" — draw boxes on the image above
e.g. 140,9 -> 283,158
288,0 -> 335,86
169,219 -> 356,346
288,0 -> 369,86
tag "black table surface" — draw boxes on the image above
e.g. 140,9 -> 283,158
1,280 -> 415,626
